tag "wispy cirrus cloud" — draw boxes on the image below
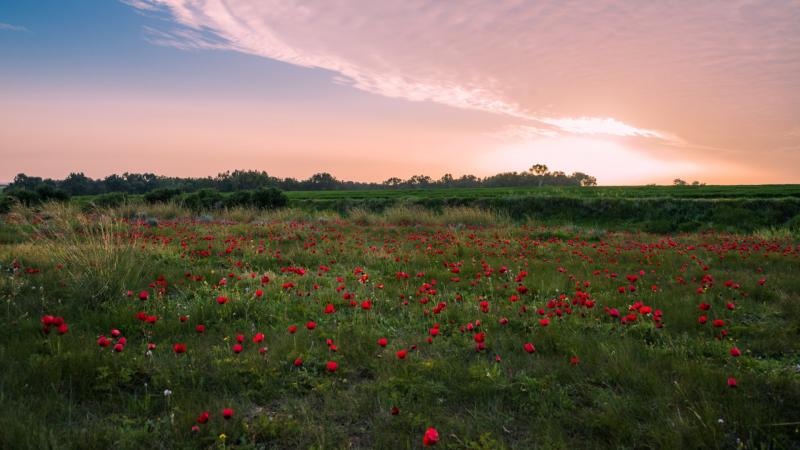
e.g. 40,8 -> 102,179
0,22 -> 27,32
124,0 -> 800,155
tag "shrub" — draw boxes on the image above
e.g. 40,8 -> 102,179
182,189 -> 224,211
0,195 -> 13,214
90,192 -> 127,208
34,185 -> 70,202
225,190 -> 253,208
251,187 -> 288,210
6,188 -> 41,206
144,188 -> 182,204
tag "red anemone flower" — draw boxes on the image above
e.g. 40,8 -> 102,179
423,427 -> 440,446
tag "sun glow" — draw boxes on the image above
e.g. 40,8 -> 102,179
479,136 -> 699,185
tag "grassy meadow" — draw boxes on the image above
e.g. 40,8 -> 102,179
0,200 -> 799,449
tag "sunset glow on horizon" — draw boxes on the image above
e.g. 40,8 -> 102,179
1,1 -> 799,185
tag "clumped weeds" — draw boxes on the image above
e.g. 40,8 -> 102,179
21,202 -> 145,304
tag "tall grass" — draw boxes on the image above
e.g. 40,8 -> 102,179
23,202 -> 145,305
380,205 -> 502,226
752,226 -> 799,242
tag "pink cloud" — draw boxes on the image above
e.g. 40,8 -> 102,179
127,0 -> 800,156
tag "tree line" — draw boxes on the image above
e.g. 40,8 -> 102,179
5,165 -> 597,198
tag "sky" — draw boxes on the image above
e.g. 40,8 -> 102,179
1,1 -> 799,185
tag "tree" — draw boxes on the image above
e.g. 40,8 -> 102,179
382,177 -> 402,187
408,175 -> 432,187
571,172 -> 597,186
306,172 -> 338,190
673,178 -> 687,186
61,172 -> 94,196
529,164 -> 549,176
439,173 -> 454,187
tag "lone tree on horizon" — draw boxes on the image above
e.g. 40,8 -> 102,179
529,164 -> 549,176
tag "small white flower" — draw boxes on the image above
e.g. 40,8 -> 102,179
164,389 -> 172,397
718,418 -> 725,424
145,350 -> 153,357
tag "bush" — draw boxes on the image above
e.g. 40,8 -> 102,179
182,189 -> 225,211
6,188 -> 41,206
144,188 -> 182,204
251,187 -> 288,210
90,192 -> 127,208
35,185 -> 70,202
225,190 -> 253,208
0,195 -> 13,214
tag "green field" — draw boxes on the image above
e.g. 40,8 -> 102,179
0,202 -> 799,449
283,185 -> 800,200
32,185 -> 796,235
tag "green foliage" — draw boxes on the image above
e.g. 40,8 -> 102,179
250,187 -> 288,210
225,190 -> 253,208
0,194 -> 12,214
143,188 -> 182,204
89,192 -> 128,209
182,188 -> 225,211
34,184 -> 70,202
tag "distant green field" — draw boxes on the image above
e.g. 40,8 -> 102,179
285,184 -> 800,200
7,185 -> 800,233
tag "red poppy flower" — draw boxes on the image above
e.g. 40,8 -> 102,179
232,344 -> 243,354
288,325 -> 298,334
377,338 -> 388,347
396,349 -> 408,359
523,343 -> 536,353
253,333 -> 265,343
423,427 -> 439,447
173,343 -> 187,354
293,357 -> 303,367
727,377 -> 738,388
222,408 -> 234,419
216,296 -> 228,305
730,347 -> 741,357
326,361 -> 338,372
306,321 -> 317,330
196,411 -> 209,424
